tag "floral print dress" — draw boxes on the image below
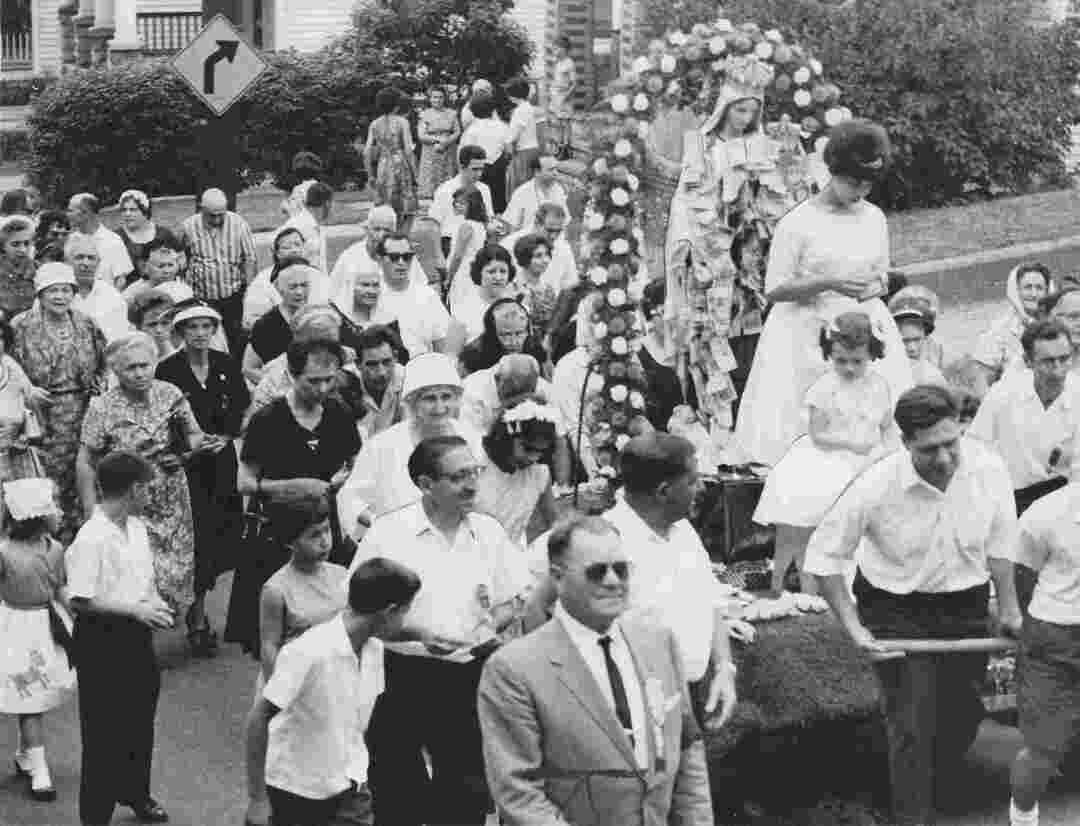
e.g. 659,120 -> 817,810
81,380 -> 201,616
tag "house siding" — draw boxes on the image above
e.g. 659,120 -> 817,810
136,0 -> 201,12
276,0 -> 354,52
35,0 -> 63,75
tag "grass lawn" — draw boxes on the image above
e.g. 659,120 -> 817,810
98,186 -> 373,236
883,185 -> 1080,266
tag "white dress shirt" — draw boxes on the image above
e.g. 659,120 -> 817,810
351,501 -> 530,652
336,419 -> 484,535
328,241 -> 426,307
374,282 -> 452,357
967,368 -> 1080,490
264,615 -> 384,798
508,101 -> 539,151
1016,484 -> 1080,625
554,602 -> 648,769
804,438 -> 1018,594
460,117 -> 511,165
501,229 -> 577,292
604,500 -> 719,682
91,224 -> 135,285
431,176 -> 495,237
280,208 -> 328,273
66,509 -> 157,606
72,279 -> 132,343
502,180 -> 569,232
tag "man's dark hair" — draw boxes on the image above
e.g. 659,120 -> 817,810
619,433 -> 697,495
348,557 -> 422,614
305,182 -> 334,210
356,324 -> 402,358
407,436 -> 468,485
894,384 -> 959,440
286,338 -> 345,376
1021,318 -> 1072,358
97,450 -> 154,498
144,235 -> 184,259
459,144 -> 487,167
547,515 -> 619,564
469,94 -> 496,121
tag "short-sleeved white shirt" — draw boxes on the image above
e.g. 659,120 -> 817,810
264,615 -> 384,799
603,500 -> 720,682
1016,485 -> 1080,625
351,501 -> 529,652
375,282 -> 451,357
502,181 -> 568,233
66,508 -> 156,605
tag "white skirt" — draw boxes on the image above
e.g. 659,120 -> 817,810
753,435 -> 871,528
0,604 -> 76,714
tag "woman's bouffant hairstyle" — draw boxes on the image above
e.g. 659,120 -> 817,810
512,233 -> 551,270
470,244 -> 515,287
482,397 -> 558,473
375,87 -> 402,116
824,119 -> 892,182
819,311 -> 885,360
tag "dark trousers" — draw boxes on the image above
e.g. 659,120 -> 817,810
365,652 -> 490,826
267,783 -> 373,826
482,155 -> 510,215
854,571 -> 989,826
75,614 -> 160,826
206,288 -> 246,358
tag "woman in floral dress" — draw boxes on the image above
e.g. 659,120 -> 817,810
76,333 -> 203,621
13,263 -> 107,542
417,87 -> 460,200
363,87 -> 419,231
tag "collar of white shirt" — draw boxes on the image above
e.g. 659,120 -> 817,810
408,500 -> 481,543
897,443 -> 975,496
554,600 -> 626,656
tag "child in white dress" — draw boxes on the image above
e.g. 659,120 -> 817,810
754,311 -> 899,595
0,478 -> 75,801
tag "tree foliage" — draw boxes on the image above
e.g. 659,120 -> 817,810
635,0 -> 1080,207
338,0 -> 535,96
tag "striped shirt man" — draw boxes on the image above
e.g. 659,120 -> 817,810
179,210 -> 257,301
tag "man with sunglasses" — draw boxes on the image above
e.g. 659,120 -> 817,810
352,435 -> 529,826
373,232 -> 463,358
479,514 -> 713,826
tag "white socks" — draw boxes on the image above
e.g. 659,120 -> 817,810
25,746 -> 52,793
1010,799 -> 1039,826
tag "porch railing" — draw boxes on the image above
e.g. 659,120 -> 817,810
1,29 -> 33,72
136,12 -> 202,56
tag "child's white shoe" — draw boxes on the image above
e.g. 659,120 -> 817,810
1010,799 -> 1039,826
25,746 -> 55,802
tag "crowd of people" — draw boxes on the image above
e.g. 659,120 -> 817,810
0,85 -> 1075,826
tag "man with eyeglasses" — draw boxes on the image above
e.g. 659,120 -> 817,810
353,435 -> 529,826
805,384 -> 1022,826
479,514 -> 714,826
373,232 -> 462,358
969,319 -> 1080,516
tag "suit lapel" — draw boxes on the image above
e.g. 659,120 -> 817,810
548,620 -> 641,771
622,622 -> 674,790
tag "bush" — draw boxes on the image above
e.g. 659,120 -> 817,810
0,76 -> 55,107
0,131 -> 30,163
635,0 -> 1080,208
25,54 -> 375,204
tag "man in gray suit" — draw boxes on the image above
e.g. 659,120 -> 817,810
478,515 -> 714,826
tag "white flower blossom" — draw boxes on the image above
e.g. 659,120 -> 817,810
587,212 -> 606,231
825,107 -> 843,127
765,29 -> 783,43
660,55 -> 678,74
615,434 -> 630,451
754,42 -> 774,60
669,31 -> 688,46
593,158 -> 609,176
610,239 -> 630,256
627,173 -> 640,192
793,67 -> 811,85
613,139 -> 633,159
589,266 -> 608,285
587,373 -> 605,394
608,287 -> 627,306
630,391 -> 646,410
633,93 -> 650,112
609,384 -> 628,402
810,58 -> 823,75
715,18 -> 733,33
611,94 -> 629,114
794,89 -> 812,108
610,337 -> 629,355
632,56 -> 652,75
610,188 -> 630,206
593,321 -> 608,338
814,136 -> 829,153
709,36 -> 726,55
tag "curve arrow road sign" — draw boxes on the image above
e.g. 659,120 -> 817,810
171,15 -> 267,116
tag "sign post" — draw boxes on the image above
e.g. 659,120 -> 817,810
170,14 -> 268,211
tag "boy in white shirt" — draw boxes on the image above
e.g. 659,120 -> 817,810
245,557 -> 420,826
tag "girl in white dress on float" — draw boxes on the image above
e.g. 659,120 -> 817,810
734,119 -> 912,467
753,311 -> 899,596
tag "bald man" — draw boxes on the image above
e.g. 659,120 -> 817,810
178,188 -> 257,354
67,193 -> 133,289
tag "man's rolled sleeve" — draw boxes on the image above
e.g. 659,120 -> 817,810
64,536 -> 102,601
803,488 -> 868,578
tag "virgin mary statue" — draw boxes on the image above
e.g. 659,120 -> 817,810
663,54 -> 819,438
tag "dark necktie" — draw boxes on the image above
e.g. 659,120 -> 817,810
598,635 -> 634,748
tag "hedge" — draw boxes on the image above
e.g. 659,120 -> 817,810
24,52 -> 379,204
635,0 -> 1080,208
0,131 -> 30,163
0,76 -> 55,107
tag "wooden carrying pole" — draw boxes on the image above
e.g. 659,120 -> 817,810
880,637 -> 1015,655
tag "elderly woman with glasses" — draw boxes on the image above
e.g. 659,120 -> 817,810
76,333 -> 204,628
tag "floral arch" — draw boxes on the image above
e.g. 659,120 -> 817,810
575,17 -> 852,480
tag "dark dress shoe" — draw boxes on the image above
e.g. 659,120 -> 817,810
127,798 -> 169,823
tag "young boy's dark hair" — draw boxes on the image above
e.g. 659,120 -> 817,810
97,450 -> 154,499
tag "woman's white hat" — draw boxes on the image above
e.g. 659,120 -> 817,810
2,478 -> 59,521
34,262 -> 78,294
402,353 -> 462,399
172,303 -> 223,328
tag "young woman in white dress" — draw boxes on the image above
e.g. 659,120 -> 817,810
753,311 -> 899,596
734,120 -> 912,467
